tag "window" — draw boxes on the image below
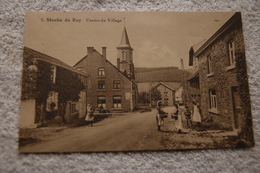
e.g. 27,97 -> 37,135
97,96 -> 106,108
228,40 -> 235,66
71,102 -> 78,113
98,68 -> 105,76
122,51 -> 126,61
113,80 -> 121,89
81,76 -> 88,85
98,81 -> 105,89
194,57 -> 199,72
207,55 -> 212,74
113,96 -> 122,108
50,65 -> 57,83
209,89 -> 217,110
46,91 -> 58,111
76,67 -> 83,71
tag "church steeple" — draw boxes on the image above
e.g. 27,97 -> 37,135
117,26 -> 134,79
118,27 -> 132,49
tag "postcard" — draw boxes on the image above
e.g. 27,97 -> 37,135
19,11 -> 254,153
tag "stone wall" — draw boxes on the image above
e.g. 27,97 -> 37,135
197,16 -> 248,130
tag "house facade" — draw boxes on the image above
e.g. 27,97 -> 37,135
154,82 -> 176,106
20,47 -> 88,128
137,82 -> 181,106
188,12 -> 253,142
74,27 -> 137,112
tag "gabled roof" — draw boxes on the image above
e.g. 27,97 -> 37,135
24,47 -> 88,77
187,72 -> 199,81
137,82 -> 181,93
189,39 -> 207,66
154,82 -> 176,91
74,55 -> 88,67
105,57 -> 131,80
194,12 -> 241,57
74,48 -> 132,81
117,27 -> 132,49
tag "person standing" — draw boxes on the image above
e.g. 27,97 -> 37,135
85,103 -> 95,126
156,101 -> 167,131
173,103 -> 183,134
192,101 -> 202,128
184,106 -> 193,128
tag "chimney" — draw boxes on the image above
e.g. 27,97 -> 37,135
102,47 -> 106,59
87,47 -> 94,57
117,58 -> 120,69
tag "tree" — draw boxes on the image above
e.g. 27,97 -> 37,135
151,88 -> 162,102
35,61 -> 53,124
138,91 -> 150,104
138,89 -> 162,105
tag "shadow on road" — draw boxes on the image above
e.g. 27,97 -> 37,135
72,114 -> 112,128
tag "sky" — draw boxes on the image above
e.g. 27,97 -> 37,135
24,11 -> 235,69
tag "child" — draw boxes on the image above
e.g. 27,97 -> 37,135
156,101 -> 168,131
184,106 -> 193,128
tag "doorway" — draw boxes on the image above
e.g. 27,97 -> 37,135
231,86 -> 241,129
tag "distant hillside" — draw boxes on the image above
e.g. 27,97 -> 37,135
135,67 -> 192,83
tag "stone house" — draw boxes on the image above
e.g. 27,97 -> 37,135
137,82 -> 181,106
188,12 -> 253,142
74,27 -> 138,112
153,82 -> 176,106
20,47 -> 88,128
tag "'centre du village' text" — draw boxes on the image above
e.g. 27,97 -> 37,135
41,18 -> 123,23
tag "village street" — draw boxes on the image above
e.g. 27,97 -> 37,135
19,107 -> 237,153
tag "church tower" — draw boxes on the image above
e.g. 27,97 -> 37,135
117,27 -> 135,79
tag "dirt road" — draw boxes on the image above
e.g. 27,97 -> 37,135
19,108 -> 176,153
20,106 -> 237,153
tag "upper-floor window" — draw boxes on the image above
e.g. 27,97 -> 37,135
113,80 -> 121,89
98,81 -> 105,89
207,55 -> 212,74
194,57 -> 199,72
81,76 -> 88,85
228,40 -> 235,66
209,89 -> 217,110
98,68 -> 105,76
50,65 -> 57,83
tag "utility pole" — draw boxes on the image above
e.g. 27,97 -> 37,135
181,59 -> 187,105
149,82 -> 152,108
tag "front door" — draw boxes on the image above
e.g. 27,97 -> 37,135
231,87 -> 241,129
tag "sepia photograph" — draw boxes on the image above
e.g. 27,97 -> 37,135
19,11 -> 254,153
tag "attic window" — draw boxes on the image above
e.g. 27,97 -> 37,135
228,40 -> 235,66
76,67 -> 83,71
207,55 -> 212,74
50,65 -> 57,83
98,68 -> 105,76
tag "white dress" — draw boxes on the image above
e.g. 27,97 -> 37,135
192,105 -> 202,122
174,108 -> 183,131
85,106 -> 94,122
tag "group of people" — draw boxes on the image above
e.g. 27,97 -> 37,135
156,101 -> 202,133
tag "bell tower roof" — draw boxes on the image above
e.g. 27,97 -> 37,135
118,27 -> 132,49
